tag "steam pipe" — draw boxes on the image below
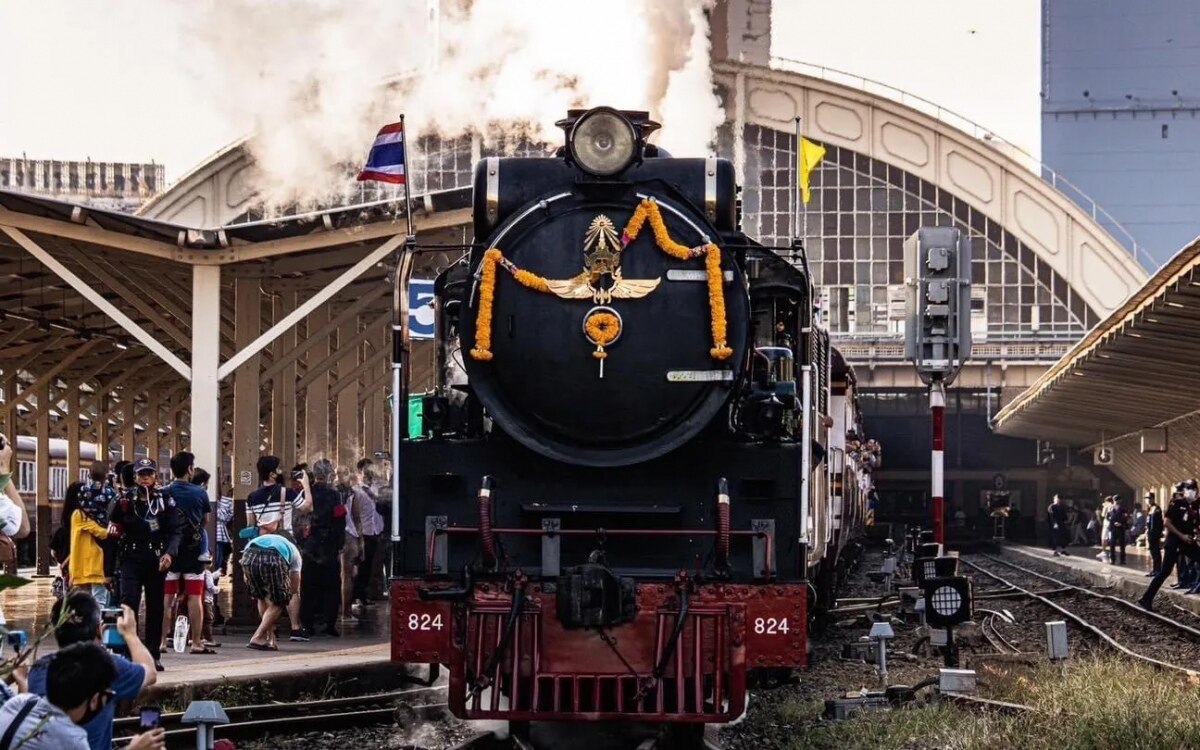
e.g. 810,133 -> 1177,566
478,475 -> 497,567
716,477 -> 731,571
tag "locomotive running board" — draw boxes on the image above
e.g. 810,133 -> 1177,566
453,595 -> 747,722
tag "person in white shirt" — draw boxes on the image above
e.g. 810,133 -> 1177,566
0,434 -> 30,623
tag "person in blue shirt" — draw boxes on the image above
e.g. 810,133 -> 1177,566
0,642 -> 165,750
242,533 -> 303,650
162,451 -> 213,655
27,591 -> 158,750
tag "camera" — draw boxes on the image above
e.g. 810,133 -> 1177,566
6,631 -> 26,651
100,608 -> 125,649
291,471 -> 305,481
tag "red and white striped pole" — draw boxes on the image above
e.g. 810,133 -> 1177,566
930,379 -> 946,545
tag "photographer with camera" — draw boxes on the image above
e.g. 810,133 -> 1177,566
25,592 -> 158,750
109,459 -> 181,671
0,642 -> 165,750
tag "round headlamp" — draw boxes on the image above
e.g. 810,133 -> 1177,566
569,108 -> 638,177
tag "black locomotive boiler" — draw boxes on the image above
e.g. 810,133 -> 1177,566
389,107 -> 872,728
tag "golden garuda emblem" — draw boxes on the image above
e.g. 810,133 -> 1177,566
544,215 -> 661,304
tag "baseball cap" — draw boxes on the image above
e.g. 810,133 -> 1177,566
133,458 -> 157,474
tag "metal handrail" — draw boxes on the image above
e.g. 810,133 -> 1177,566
770,56 -> 1157,270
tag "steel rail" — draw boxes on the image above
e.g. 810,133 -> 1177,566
113,687 -> 449,746
980,554 -> 1200,641
960,558 -> 1199,677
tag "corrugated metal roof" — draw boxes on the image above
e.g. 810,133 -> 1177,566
994,236 -> 1200,446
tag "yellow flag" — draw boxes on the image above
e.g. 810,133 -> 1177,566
799,137 -> 826,204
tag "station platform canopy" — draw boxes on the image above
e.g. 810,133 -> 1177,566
0,185 -> 473,577
994,237 -> 1200,490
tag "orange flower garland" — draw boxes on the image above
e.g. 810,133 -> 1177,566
624,198 -> 731,360
705,244 -> 733,359
469,249 -> 501,361
469,197 -> 733,363
584,310 -> 621,359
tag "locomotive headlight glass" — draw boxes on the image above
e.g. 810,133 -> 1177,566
570,109 -> 637,176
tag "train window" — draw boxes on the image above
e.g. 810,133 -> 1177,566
50,467 -> 68,501
17,461 -> 35,495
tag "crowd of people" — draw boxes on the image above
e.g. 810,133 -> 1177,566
44,451 -> 390,669
0,442 -> 392,749
1046,480 -> 1200,612
0,592 -> 165,749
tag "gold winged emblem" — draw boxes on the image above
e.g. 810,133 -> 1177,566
544,215 -> 661,304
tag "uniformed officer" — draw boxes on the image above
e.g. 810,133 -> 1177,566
109,458 -> 181,671
1138,479 -> 1200,611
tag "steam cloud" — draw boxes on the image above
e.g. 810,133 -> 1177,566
189,0 -> 723,210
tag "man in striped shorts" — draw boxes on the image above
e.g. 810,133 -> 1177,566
242,533 -> 303,651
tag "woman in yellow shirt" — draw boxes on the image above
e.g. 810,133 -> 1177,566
68,508 -> 111,606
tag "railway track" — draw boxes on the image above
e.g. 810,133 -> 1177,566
962,554 -> 1200,676
113,684 -> 724,750
112,685 -> 449,747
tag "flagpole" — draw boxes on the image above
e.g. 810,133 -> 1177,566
793,116 -> 802,242
401,113 -> 415,241
392,112 -> 414,580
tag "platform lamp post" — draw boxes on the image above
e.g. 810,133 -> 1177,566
904,227 -> 972,546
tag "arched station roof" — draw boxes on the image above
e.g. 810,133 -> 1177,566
141,60 -> 1147,330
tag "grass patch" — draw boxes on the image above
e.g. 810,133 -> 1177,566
773,658 -> 1200,750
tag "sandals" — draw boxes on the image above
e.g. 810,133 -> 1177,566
245,641 -> 278,651
190,647 -> 219,655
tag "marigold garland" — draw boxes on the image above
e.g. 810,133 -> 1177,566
469,197 -> 733,362
584,311 -> 621,359
468,249 -> 501,361
705,244 -> 733,359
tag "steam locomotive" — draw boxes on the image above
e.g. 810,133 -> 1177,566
389,107 -> 874,731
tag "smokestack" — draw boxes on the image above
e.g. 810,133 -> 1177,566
709,0 -> 772,66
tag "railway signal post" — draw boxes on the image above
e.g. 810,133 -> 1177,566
904,227 -> 972,545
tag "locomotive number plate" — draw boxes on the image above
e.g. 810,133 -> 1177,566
666,270 -> 734,282
666,370 -> 735,382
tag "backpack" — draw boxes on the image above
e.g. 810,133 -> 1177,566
329,487 -> 349,551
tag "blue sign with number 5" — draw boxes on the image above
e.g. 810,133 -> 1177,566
408,279 -> 435,340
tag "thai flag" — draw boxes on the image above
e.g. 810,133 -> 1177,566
357,122 -> 406,184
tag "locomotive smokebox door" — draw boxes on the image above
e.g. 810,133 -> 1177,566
557,564 -> 637,629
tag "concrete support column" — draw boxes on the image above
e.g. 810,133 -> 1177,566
191,265 -> 222,506
304,305 -> 331,461
363,357 -> 384,458
271,293 -> 298,467
94,394 -> 109,461
335,321 -> 361,469
66,386 -> 81,489
35,382 -> 50,576
122,393 -> 137,460
146,395 -> 161,467
0,375 -> 15,439
230,278 -> 262,619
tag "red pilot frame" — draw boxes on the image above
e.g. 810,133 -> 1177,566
392,527 -> 806,722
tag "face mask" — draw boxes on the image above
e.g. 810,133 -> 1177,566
79,693 -> 110,725
1186,490 -> 1197,501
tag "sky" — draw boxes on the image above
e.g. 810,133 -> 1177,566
0,0 -> 1041,183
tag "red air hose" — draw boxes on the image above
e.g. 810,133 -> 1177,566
717,478 -> 731,569
478,476 -> 497,566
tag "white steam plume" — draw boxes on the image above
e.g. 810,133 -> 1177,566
187,0 -> 722,210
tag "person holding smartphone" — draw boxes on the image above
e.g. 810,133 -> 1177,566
0,642 -> 165,750
25,593 -> 159,750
